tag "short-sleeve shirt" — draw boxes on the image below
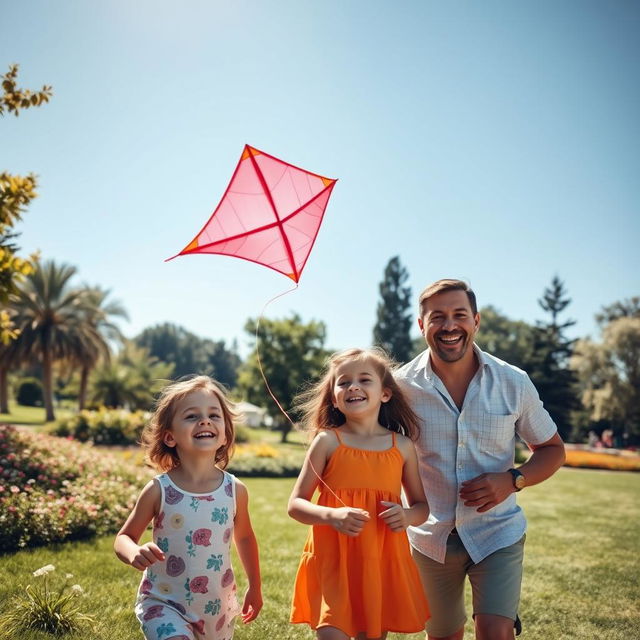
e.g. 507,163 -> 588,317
395,344 -> 557,564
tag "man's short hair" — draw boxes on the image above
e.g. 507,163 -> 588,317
419,279 -> 478,317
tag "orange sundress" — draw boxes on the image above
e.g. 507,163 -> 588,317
290,430 -> 430,638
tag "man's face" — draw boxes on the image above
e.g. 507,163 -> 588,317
418,290 -> 480,364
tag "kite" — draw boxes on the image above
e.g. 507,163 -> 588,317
168,144 -> 337,282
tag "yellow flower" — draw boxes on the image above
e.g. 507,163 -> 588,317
170,513 -> 184,529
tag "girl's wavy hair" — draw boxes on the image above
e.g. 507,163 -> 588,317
294,347 -> 423,440
141,375 -> 238,472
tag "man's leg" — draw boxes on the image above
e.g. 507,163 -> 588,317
467,535 -> 526,640
411,533 -> 470,640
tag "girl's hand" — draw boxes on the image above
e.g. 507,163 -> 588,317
331,507 -> 370,536
241,585 -> 263,623
129,542 -> 165,571
379,501 -> 409,532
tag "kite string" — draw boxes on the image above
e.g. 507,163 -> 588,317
255,286 -> 347,508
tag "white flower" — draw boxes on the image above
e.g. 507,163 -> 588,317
66,573 -> 74,579
33,564 -> 55,577
70,584 -> 84,595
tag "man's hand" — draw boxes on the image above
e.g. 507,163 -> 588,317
459,472 -> 515,512
330,507 -> 370,536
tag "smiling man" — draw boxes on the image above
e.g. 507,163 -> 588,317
396,279 -> 565,640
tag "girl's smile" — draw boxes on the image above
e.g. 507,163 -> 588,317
332,359 -> 391,418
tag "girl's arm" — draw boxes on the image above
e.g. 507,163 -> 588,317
287,431 -> 370,536
233,480 -> 263,624
114,479 -> 165,570
380,436 -> 429,531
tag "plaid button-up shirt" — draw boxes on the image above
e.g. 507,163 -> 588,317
396,344 -> 557,563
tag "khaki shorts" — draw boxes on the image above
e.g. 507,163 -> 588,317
412,533 -> 525,638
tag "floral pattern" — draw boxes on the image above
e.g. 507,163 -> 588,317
136,473 -> 238,639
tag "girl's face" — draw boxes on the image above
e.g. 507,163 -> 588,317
163,389 -> 227,456
332,359 -> 391,418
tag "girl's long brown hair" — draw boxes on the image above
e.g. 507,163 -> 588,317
141,375 -> 238,472
294,347 -> 423,440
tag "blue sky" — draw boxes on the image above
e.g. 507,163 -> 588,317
2,0 -> 638,357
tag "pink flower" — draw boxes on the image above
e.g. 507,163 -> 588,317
154,511 -> 165,530
143,605 -> 164,620
189,576 -> 209,594
165,485 -> 184,504
215,614 -> 226,631
221,568 -> 234,588
222,528 -> 231,544
192,528 -> 212,546
140,579 -> 153,594
166,555 -> 185,577
191,619 -> 206,634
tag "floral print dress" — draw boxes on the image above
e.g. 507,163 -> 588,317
135,472 -> 240,640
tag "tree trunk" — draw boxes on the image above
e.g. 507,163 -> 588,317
78,365 -> 89,411
0,366 -> 9,414
42,348 -> 55,422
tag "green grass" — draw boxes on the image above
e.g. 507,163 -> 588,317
0,401 -> 73,426
0,468 -> 638,639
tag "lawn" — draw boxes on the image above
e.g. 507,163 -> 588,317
0,402 -> 73,426
0,468 -> 637,640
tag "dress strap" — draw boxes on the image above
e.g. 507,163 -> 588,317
332,428 -> 342,444
391,431 -> 396,448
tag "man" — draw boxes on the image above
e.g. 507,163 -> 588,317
396,279 -> 565,640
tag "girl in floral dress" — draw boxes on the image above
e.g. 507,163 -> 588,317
115,376 -> 262,640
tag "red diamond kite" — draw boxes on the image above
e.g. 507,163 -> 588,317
168,144 -> 337,282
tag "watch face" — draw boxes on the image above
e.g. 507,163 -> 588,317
515,474 -> 526,489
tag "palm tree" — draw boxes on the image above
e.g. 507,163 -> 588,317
91,342 -> 173,410
70,286 -> 128,410
11,260 -> 86,421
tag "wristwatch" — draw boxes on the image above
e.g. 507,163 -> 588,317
508,468 -> 526,491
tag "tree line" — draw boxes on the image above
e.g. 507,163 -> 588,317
2,66 -> 638,445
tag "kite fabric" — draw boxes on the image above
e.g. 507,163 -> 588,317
168,144 -> 338,282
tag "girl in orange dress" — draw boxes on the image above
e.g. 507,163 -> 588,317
288,348 -> 430,640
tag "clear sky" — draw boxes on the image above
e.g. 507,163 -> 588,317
2,0 -> 639,357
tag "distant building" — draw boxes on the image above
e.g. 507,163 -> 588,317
236,401 -> 272,428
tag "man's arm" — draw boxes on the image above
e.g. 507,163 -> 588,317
459,432 -> 565,512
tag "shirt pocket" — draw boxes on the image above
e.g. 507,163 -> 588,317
479,413 -> 516,455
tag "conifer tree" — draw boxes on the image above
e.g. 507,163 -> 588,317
529,276 -> 579,439
372,256 -> 413,363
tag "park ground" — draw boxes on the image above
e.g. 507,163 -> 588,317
0,464 -> 638,640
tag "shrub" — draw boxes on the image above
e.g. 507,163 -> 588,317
0,424 -> 151,552
15,377 -> 43,407
227,443 -> 304,477
51,408 -> 150,445
0,564 -> 95,635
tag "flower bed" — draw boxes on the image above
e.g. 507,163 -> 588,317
0,424 -> 152,552
50,408 -> 150,445
564,448 -> 640,472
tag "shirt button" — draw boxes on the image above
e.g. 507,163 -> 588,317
459,442 -> 464,447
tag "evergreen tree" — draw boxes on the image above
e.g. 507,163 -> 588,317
529,276 -> 580,440
372,256 -> 413,363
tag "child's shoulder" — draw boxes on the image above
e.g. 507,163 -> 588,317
394,432 -> 417,457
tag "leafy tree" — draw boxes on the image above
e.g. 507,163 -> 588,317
572,315 -> 640,444
372,256 -> 413,363
238,314 -> 328,442
1,64 -> 52,344
135,323 -> 240,387
90,342 -> 173,410
474,306 -> 536,370
595,296 -> 640,326
528,276 -> 580,440
1,64 -> 52,116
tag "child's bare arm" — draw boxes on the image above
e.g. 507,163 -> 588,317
233,481 -> 263,623
380,436 -> 429,531
114,479 -> 165,570
288,431 -> 370,536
